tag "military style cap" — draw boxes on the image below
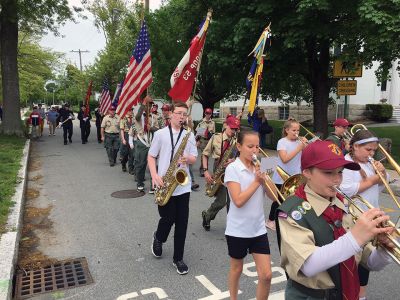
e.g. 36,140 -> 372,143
301,140 -> 360,171
333,118 -> 350,127
225,115 -> 240,129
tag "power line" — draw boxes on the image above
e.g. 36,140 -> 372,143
70,49 -> 90,72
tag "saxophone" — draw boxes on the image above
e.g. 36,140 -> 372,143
205,137 -> 236,197
154,127 -> 192,206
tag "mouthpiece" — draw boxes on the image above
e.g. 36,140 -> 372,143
252,154 -> 258,165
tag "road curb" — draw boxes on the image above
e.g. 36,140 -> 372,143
0,140 -> 30,300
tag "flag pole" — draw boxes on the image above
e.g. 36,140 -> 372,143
187,8 -> 212,116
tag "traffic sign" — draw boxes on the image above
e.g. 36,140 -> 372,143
337,80 -> 357,95
333,60 -> 363,78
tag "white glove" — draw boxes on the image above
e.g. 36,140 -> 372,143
68,116 -> 72,119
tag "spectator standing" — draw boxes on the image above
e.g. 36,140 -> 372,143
258,109 -> 272,149
46,107 -> 59,136
28,106 -> 42,139
38,103 -> 46,137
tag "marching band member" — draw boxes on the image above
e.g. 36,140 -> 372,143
326,118 -> 351,154
195,107 -> 215,176
119,110 -> 134,173
134,96 -> 153,193
101,106 -> 120,166
268,118 -> 307,230
148,101 -> 197,275
201,115 -> 240,231
277,140 -> 393,300
224,129 -> 277,300
340,129 -> 390,299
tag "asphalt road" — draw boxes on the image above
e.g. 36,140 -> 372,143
23,121 -> 398,300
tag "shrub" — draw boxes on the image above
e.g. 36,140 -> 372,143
366,104 -> 393,122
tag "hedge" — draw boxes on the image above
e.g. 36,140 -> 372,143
366,104 -> 393,122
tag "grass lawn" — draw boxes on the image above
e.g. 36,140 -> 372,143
0,134 -> 26,233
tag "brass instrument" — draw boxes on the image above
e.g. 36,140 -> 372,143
251,154 -> 283,205
334,186 -> 400,265
154,127 -> 191,206
205,138 -> 237,197
258,147 -> 306,199
296,124 -> 321,146
347,123 -> 400,209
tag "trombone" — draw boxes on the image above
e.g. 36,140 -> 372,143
334,186 -> 400,265
296,124 -> 321,146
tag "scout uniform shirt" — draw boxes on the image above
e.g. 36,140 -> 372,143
101,114 -> 120,133
278,185 -> 372,290
203,131 -> 235,171
196,117 -> 215,138
120,116 -> 133,133
149,113 -> 164,131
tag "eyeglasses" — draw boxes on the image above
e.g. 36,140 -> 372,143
173,112 -> 188,117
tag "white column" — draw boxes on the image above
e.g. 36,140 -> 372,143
389,59 -> 400,106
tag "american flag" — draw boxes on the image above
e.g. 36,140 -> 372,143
99,80 -> 112,115
116,20 -> 152,119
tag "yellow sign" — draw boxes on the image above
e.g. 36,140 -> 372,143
333,60 -> 363,78
337,80 -> 357,96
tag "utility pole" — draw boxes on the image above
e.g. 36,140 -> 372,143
70,49 -> 90,72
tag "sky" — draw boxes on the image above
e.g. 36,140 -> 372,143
39,0 -> 163,70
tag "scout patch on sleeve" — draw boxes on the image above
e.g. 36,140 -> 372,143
278,211 -> 288,219
291,210 -> 302,221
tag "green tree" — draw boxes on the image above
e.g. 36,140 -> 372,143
0,0 -> 73,135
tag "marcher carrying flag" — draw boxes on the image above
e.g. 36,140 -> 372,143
245,24 -> 272,115
84,80 -> 93,117
116,19 -> 152,118
168,10 -> 212,102
112,81 -> 123,109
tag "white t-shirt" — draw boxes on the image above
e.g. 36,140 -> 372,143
224,158 -> 267,238
340,154 -> 388,210
271,137 -> 302,184
148,126 -> 198,196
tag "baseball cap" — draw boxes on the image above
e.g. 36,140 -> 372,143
301,140 -> 360,171
225,115 -> 240,129
205,108 -> 212,114
333,118 -> 350,127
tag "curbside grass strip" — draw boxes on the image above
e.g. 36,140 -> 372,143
0,140 -> 30,300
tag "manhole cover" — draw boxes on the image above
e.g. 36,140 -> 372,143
15,257 -> 93,299
111,189 -> 145,198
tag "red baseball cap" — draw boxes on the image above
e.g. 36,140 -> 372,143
225,115 -> 240,129
333,118 -> 350,127
205,108 -> 212,114
301,140 -> 360,171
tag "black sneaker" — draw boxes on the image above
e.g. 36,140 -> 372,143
151,232 -> 162,258
148,188 -> 155,194
69,138 -> 72,143
122,164 -> 127,172
202,211 -> 210,231
173,260 -> 188,275
191,183 -> 199,191
137,186 -> 144,193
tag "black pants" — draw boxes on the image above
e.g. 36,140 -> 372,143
80,124 -> 90,142
96,125 -> 101,142
268,184 -> 282,221
63,123 -> 73,142
155,192 -> 190,262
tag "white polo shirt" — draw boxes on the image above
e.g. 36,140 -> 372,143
271,137 -> 302,184
224,157 -> 267,238
149,126 -> 198,196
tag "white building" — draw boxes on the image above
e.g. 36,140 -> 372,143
220,60 -> 400,123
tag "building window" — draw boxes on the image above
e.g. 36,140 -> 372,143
229,107 -> 237,116
279,106 -> 289,120
381,80 -> 387,91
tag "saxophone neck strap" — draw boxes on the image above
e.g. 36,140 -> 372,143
169,125 -> 184,163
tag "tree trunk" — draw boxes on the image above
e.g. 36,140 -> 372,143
0,0 -> 23,135
312,79 -> 330,138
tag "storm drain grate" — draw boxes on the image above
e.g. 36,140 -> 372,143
111,189 -> 145,198
15,257 -> 93,299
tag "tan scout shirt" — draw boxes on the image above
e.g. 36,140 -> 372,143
120,116 -> 133,133
149,113 -> 164,130
195,118 -> 215,137
279,185 -> 373,289
202,132 -> 231,159
101,115 -> 120,133
134,104 -> 152,146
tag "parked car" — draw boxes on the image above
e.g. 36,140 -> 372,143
213,108 -> 220,118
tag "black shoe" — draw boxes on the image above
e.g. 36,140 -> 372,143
110,162 -> 115,167
202,211 -> 210,231
98,140 -> 102,143
122,164 -> 127,172
82,141 -> 86,144
128,169 -> 134,175
151,232 -> 162,258
64,141 -> 67,145
69,139 -> 72,143
191,183 -> 199,191
148,188 -> 155,194
137,186 -> 144,192
173,260 -> 188,275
